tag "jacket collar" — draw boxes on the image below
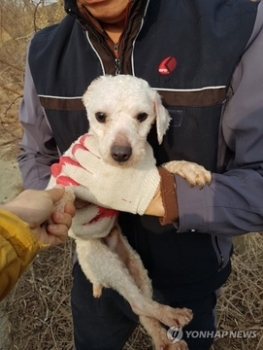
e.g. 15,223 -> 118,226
63,0 -> 141,40
63,0 -> 137,21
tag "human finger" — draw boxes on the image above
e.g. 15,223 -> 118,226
45,185 -> 65,203
45,224 -> 68,246
51,211 -> 73,230
64,202 -> 76,217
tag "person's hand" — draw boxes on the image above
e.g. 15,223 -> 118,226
51,134 -> 161,215
1,186 -> 75,247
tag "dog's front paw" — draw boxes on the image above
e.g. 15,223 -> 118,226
162,160 -> 211,188
53,187 -> 76,212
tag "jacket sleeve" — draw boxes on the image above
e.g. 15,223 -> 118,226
176,4 -> 263,236
0,210 -> 41,301
17,43 -> 59,190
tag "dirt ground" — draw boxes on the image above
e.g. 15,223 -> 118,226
0,152 -> 22,205
0,138 -> 23,205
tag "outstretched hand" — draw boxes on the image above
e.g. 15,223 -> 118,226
1,186 -> 75,247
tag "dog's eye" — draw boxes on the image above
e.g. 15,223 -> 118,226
136,112 -> 148,123
95,112 -> 107,123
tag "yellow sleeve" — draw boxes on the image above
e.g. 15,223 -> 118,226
0,209 -> 41,300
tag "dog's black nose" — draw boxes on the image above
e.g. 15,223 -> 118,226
111,145 -> 132,162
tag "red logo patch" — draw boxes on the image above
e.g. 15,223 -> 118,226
158,56 -> 177,75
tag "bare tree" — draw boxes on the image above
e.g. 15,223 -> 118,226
0,0 -> 64,134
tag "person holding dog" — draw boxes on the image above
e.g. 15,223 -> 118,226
18,0 -> 263,349
0,187 -> 75,300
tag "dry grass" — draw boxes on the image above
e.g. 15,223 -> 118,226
1,233 -> 262,350
3,241 -> 75,350
211,234 -> 263,350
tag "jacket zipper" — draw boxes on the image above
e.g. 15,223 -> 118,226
112,1 -> 133,75
115,57 -> 121,75
113,41 -> 121,75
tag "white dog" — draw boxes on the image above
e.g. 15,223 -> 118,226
49,75 -> 211,350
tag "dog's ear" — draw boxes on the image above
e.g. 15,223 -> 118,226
153,91 -> 171,144
82,76 -> 106,108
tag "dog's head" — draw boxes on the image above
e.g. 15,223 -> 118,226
82,75 -> 170,166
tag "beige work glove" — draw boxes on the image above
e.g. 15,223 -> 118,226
50,133 -> 161,216
70,203 -> 118,240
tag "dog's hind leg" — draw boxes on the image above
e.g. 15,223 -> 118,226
76,233 -> 192,328
140,316 -> 189,350
121,239 -> 189,350
104,227 -> 192,334
92,283 -> 103,298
